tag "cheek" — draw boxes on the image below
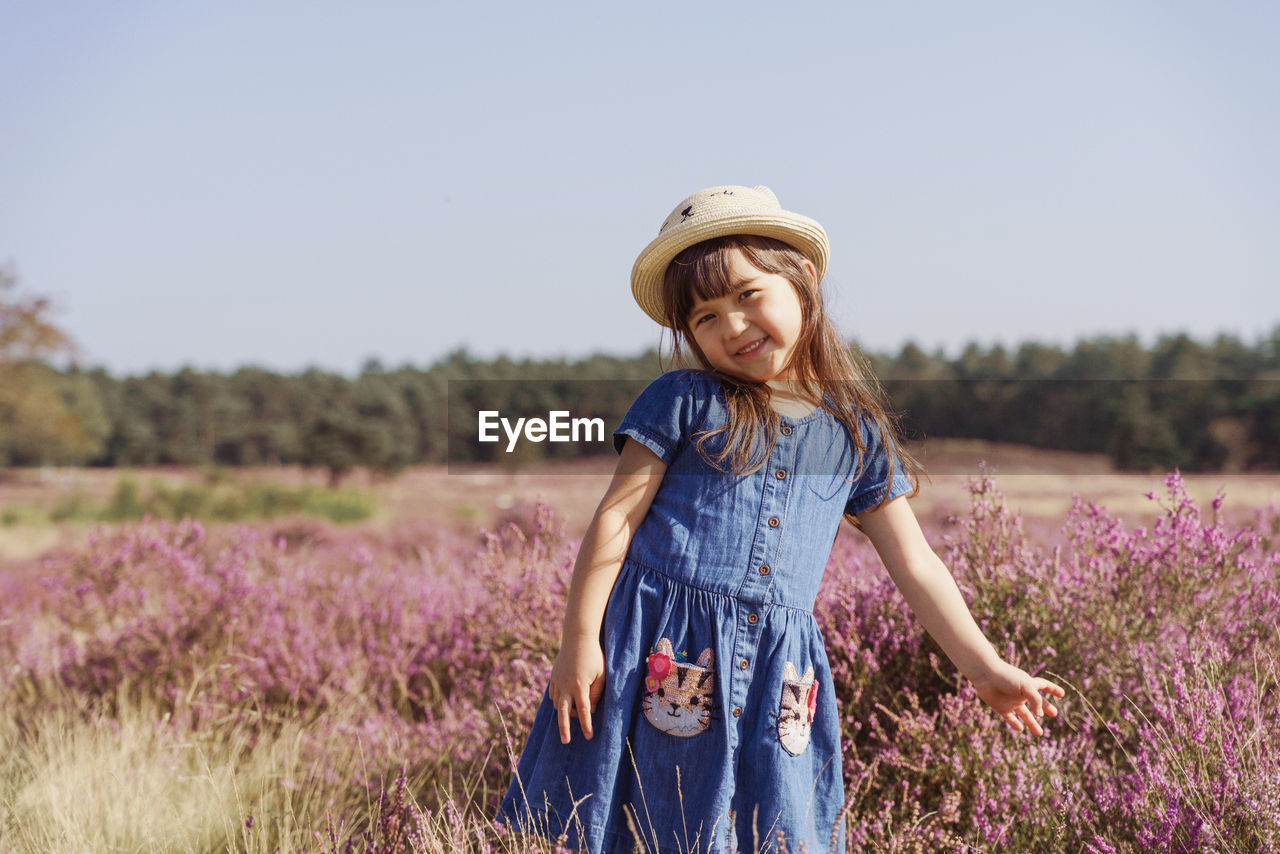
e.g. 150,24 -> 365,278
767,289 -> 805,331
788,299 -> 808,336
767,305 -> 803,342
689,327 -> 717,354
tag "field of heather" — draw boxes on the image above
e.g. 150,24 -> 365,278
1,447 -> 1278,853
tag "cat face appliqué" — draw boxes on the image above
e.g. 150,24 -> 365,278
641,637 -> 715,737
777,661 -> 816,756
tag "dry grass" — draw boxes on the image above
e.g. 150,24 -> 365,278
0,691 -> 428,854
0,692 -> 605,854
3,696 -> 260,852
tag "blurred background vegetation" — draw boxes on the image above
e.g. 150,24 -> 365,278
3,269 -> 1278,478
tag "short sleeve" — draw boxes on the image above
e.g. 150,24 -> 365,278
612,371 -> 702,465
844,416 -> 913,516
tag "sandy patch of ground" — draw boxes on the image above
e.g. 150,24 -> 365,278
3,441 -> 1277,563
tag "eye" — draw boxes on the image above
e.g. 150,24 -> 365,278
693,312 -> 714,327
738,288 -> 759,301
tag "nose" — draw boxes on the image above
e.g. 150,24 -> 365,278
724,310 -> 750,338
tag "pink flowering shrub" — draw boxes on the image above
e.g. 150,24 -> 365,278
814,472 -> 1279,851
434,505 -> 574,789
1084,647 -> 1280,853
2,472 -> 1277,851
17,519 -> 455,725
4,506 -> 573,803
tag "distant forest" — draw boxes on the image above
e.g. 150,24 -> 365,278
4,327 -> 1279,479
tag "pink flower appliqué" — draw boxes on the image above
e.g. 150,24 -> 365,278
645,651 -> 672,693
806,681 -> 818,723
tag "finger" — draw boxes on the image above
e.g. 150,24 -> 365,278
1038,679 -> 1067,699
1036,679 -> 1065,718
1019,705 -> 1045,737
1025,687 -> 1045,718
556,697 -> 572,745
576,687 -> 594,740
590,677 -> 604,716
586,681 -> 601,717
1004,711 -> 1024,733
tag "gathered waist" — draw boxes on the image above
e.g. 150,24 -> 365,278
619,556 -> 818,613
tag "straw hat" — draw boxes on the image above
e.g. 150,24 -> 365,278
630,185 -> 829,327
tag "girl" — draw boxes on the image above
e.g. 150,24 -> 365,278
497,185 -> 1064,853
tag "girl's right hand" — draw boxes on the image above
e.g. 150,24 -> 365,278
547,637 -> 605,744
543,439 -> 666,746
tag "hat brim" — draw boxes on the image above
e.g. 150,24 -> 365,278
630,212 -> 829,328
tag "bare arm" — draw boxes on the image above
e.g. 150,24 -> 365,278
549,438 -> 668,743
856,496 -> 1064,736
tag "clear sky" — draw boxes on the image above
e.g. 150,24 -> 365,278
3,1 -> 1277,376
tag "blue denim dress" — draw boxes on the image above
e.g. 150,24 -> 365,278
497,370 -> 911,853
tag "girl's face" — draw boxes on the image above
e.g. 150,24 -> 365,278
685,248 -> 808,384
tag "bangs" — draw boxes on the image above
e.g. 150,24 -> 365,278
671,240 -> 740,316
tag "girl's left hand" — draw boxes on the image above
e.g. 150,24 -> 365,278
971,660 -> 1065,737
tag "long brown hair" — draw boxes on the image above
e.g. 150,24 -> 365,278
660,234 -> 920,513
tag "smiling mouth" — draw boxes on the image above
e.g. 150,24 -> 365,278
736,337 -> 768,356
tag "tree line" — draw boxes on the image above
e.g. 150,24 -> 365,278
3,275 -> 1277,476
870,334 -> 1280,472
